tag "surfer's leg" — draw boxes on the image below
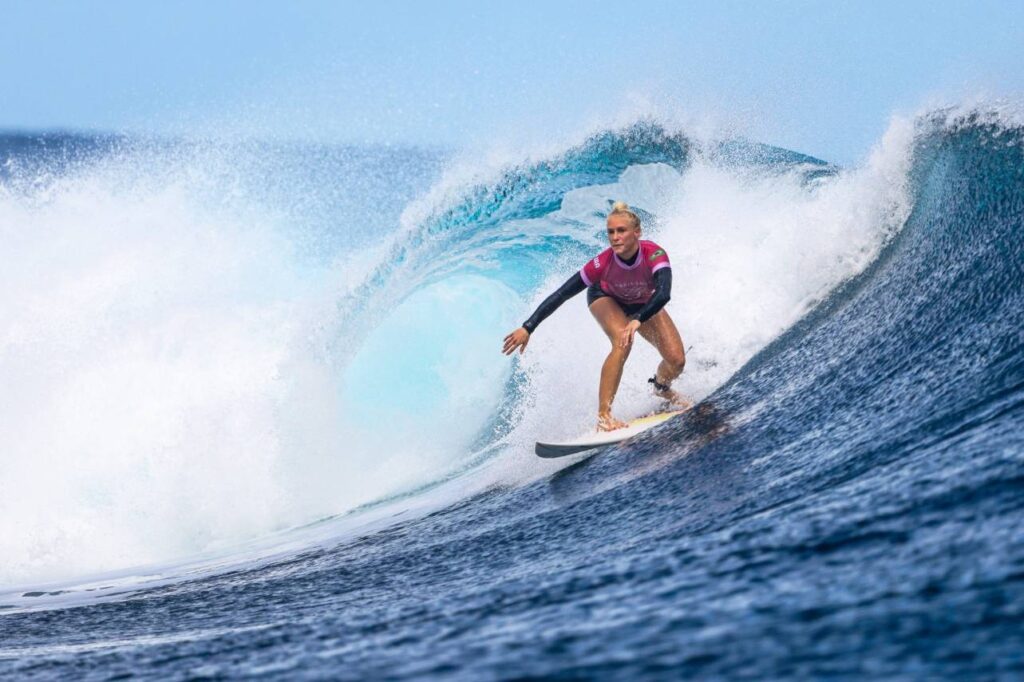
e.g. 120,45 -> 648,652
589,297 -> 632,430
638,309 -> 685,381
639,310 -> 692,409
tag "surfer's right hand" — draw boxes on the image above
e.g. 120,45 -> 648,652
502,327 -> 531,355
597,413 -> 629,431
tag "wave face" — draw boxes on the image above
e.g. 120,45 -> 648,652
1,110 -> 1023,678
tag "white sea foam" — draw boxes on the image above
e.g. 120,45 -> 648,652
0,145 -> 491,586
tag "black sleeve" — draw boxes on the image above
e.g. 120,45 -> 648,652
631,268 -> 672,323
521,272 -> 586,334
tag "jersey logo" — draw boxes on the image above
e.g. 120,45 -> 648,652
649,249 -> 665,261
593,257 -> 601,268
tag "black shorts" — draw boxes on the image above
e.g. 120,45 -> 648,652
586,283 -> 646,317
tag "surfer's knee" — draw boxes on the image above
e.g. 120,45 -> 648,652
664,350 -> 685,374
608,342 -> 632,361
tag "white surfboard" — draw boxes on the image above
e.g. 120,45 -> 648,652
535,411 -> 684,458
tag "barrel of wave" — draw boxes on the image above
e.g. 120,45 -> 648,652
337,274 -> 521,502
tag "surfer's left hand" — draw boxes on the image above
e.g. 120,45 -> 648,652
619,319 -> 641,348
502,327 -> 531,355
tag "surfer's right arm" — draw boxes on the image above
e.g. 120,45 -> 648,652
502,273 -> 587,355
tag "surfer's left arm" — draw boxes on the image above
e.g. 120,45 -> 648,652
620,268 -> 672,348
502,273 -> 586,355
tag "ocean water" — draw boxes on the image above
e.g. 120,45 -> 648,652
0,109 -> 1022,678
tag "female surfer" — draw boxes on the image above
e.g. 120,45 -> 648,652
502,202 -> 691,431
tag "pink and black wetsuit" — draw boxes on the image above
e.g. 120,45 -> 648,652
581,240 -> 671,309
521,240 -> 673,334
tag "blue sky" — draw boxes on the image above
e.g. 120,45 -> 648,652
2,0 -> 1022,163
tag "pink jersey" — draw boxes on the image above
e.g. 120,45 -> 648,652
580,240 -> 671,305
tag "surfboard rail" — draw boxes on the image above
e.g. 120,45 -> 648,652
535,411 -> 683,458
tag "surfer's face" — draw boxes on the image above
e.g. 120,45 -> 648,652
606,214 -> 641,258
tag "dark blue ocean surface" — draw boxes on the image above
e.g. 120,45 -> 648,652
1,114 -> 1022,679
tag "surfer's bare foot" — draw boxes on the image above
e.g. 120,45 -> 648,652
597,413 -> 629,432
655,387 -> 694,411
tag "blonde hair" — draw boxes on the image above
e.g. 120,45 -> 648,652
609,201 -> 641,229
